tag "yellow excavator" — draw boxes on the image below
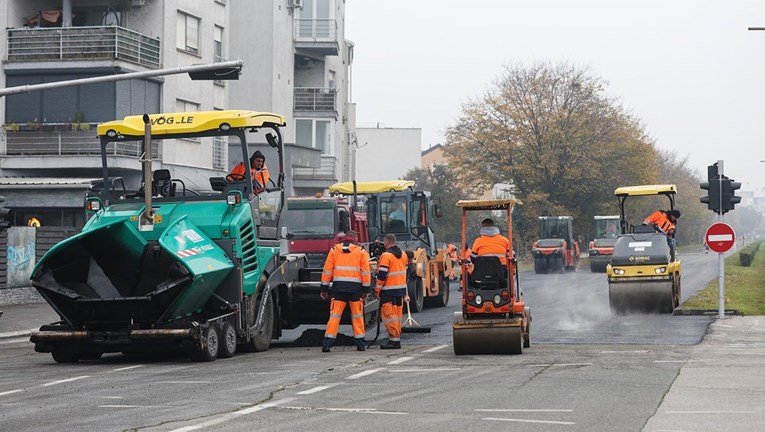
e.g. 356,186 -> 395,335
607,185 -> 681,314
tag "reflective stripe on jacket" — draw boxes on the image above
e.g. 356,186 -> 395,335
321,241 -> 371,294
471,234 -> 510,264
376,246 -> 408,296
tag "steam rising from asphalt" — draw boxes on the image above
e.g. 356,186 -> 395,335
529,271 -> 612,332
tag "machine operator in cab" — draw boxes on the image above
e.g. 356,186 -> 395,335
470,218 -> 511,265
643,209 -> 681,237
229,150 -> 270,194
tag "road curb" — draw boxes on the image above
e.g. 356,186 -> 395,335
673,308 -> 743,316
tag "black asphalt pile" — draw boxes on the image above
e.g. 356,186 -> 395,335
290,329 -> 361,347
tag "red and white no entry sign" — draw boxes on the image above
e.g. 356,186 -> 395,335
705,222 -> 736,253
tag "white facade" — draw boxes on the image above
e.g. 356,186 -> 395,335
355,127 -> 421,182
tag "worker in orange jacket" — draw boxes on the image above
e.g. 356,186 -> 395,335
320,230 -> 371,352
375,234 -> 410,350
446,243 -> 459,280
470,218 -> 510,265
229,150 -> 270,194
643,209 -> 680,237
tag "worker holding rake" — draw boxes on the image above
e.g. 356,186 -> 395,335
375,234 -> 409,350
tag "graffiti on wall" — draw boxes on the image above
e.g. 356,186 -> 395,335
7,227 -> 36,288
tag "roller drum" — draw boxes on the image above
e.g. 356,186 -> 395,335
452,312 -> 523,355
608,280 -> 674,314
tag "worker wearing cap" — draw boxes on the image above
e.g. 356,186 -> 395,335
375,234 -> 409,350
229,150 -> 270,193
643,209 -> 680,237
320,230 -> 371,352
470,218 -> 510,265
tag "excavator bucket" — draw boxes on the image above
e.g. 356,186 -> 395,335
31,217 -> 234,326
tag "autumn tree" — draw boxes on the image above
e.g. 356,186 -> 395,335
443,62 -> 658,246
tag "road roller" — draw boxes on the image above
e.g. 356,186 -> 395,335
452,199 -> 530,355
607,185 -> 681,314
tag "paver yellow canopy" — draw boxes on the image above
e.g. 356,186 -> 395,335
328,180 -> 415,195
452,199 -> 531,355
607,184 -> 681,314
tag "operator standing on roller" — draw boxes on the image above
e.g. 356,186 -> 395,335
374,234 -> 410,350
320,230 -> 371,352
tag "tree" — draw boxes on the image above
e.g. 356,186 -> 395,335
443,62 -> 658,246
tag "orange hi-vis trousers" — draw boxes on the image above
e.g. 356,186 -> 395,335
324,297 -> 365,341
381,300 -> 403,342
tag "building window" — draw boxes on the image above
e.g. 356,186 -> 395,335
296,118 -> 333,156
214,26 -> 224,62
176,11 -> 200,55
176,99 -> 200,141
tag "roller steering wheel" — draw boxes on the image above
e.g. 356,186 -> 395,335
226,173 -> 245,182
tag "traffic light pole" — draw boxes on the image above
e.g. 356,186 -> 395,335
717,160 -> 725,319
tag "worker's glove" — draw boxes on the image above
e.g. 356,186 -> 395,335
374,288 -> 381,298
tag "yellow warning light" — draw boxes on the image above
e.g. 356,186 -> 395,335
27,217 -> 41,227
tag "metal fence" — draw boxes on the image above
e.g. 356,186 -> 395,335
294,87 -> 336,112
6,26 -> 161,69
3,127 -> 160,158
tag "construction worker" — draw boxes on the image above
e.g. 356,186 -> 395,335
375,234 -> 410,350
320,230 -> 371,352
229,150 -> 270,194
446,243 -> 460,280
643,209 -> 680,237
470,218 -> 511,265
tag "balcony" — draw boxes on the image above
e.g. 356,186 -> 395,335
6,26 -> 161,69
293,155 -> 337,189
294,19 -> 339,56
2,123 -> 160,159
294,87 -> 336,113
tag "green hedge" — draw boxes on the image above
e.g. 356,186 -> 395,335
739,241 -> 761,267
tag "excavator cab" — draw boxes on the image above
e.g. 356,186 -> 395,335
452,199 -> 530,355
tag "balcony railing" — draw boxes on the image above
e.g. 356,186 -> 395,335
2,124 -> 160,159
6,26 -> 161,69
293,155 -> 336,180
294,19 -> 338,55
294,87 -> 336,112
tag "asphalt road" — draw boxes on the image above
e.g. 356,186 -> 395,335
0,251 -> 718,432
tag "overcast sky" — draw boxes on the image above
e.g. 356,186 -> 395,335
345,0 -> 765,194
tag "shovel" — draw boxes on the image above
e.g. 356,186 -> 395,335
401,298 -> 431,334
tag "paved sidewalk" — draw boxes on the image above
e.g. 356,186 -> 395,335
0,302 -> 59,339
644,316 -> 765,432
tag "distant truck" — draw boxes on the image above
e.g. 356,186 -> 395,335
532,216 -> 580,273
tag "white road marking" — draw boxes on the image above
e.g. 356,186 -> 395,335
157,381 -> 212,384
387,356 -> 414,365
388,368 -> 460,372
665,410 -> 757,414
346,368 -> 384,380
297,385 -> 334,395
422,345 -> 448,353
483,417 -> 575,425
654,360 -> 687,363
600,350 -> 650,354
0,389 -> 24,397
476,409 -> 574,412
99,404 -> 165,408
714,324 -> 734,328
100,396 -> 124,399
527,364 -> 552,367
169,398 -> 295,432
0,329 -> 37,339
283,406 -> 407,415
112,365 -> 145,372
553,363 -> 592,367
42,376 -> 90,387
0,337 -> 31,345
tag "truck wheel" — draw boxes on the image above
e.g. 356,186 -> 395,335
248,291 -> 274,352
534,257 -> 546,274
424,275 -> 450,308
190,326 -> 219,362
218,321 -> 237,359
407,278 -> 424,313
52,351 -> 79,363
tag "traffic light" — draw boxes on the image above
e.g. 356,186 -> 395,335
700,177 -> 721,213
0,196 -> 10,231
721,178 -> 742,213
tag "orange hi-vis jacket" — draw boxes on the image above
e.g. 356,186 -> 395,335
471,233 -> 510,265
446,243 -> 459,262
643,210 -> 675,234
321,241 -> 372,295
376,245 -> 408,297
230,163 -> 270,191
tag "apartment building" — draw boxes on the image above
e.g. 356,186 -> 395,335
0,0 -> 354,229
